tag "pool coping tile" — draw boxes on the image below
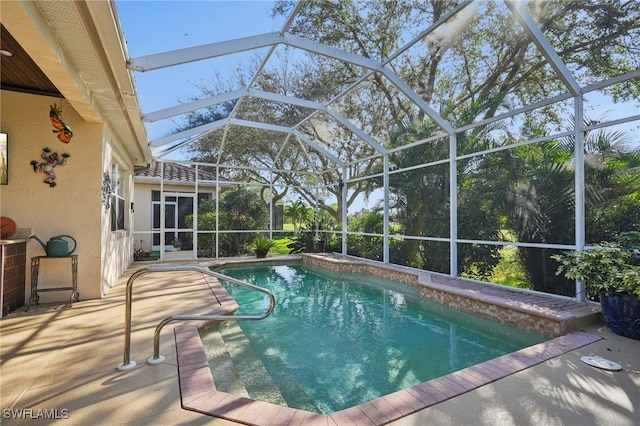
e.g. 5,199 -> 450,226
333,405 -> 377,425
210,394 -> 255,419
236,400 -> 284,425
176,326 -> 601,426
385,387 -> 428,412
402,382 -> 442,406
422,377 -> 462,399
265,404 -> 299,425
443,373 -> 478,392
361,397 -> 405,424
173,264 -> 603,425
377,391 -> 420,417
449,369 -> 486,388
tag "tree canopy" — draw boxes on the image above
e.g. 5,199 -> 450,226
171,0 -> 639,296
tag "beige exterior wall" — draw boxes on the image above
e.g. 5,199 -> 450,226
133,182 -> 156,253
132,181 -> 217,254
1,90 -> 135,301
101,126 -> 135,296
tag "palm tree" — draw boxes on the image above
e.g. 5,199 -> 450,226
505,118 -> 640,295
387,97 -> 506,275
283,200 -> 312,234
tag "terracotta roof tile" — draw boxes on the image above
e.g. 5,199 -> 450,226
135,161 -> 217,182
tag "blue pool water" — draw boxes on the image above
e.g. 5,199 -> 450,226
211,262 -> 546,414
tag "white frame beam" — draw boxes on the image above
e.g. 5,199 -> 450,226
130,30 -> 452,157
504,0 -> 582,97
145,88 -> 387,154
129,1 -> 639,303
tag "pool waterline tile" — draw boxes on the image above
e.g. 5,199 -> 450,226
300,253 -> 598,338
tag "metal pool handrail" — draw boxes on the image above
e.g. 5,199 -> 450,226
117,265 -> 275,372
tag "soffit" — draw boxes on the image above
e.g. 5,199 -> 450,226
1,0 -> 151,165
0,24 -> 61,97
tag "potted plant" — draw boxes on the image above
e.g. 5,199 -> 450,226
553,231 -> 640,340
172,238 -> 181,250
250,235 -> 275,258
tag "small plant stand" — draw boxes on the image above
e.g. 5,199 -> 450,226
26,255 -> 79,310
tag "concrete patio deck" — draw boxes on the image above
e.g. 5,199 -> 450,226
1,260 -> 638,425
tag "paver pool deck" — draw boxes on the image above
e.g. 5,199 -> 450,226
1,257 -> 638,425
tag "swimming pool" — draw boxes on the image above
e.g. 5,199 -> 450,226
205,261 -> 547,414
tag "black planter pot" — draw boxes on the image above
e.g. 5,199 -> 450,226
599,292 -> 640,340
255,249 -> 268,259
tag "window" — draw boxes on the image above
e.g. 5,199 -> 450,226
110,163 -> 126,231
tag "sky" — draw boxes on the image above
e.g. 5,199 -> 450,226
115,1 -> 286,145
116,1 -> 639,165
115,1 -> 638,214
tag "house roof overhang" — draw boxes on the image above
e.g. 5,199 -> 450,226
1,0 -> 152,167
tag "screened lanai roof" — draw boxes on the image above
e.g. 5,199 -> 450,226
119,0 -> 639,176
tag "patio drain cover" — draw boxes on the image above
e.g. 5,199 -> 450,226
580,356 -> 622,371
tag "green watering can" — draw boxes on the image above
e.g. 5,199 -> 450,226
30,234 -> 77,257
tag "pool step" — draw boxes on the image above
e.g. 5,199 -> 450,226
200,328 -> 249,397
219,321 -> 289,407
243,330 -> 322,414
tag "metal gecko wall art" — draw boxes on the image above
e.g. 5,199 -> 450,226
30,147 -> 70,188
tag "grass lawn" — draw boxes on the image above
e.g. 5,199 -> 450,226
490,245 -> 529,288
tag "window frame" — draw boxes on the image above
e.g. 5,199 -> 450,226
110,162 -> 127,232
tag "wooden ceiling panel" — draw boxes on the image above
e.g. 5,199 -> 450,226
1,24 -> 61,97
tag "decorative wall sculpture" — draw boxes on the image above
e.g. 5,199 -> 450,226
49,103 -> 73,143
30,147 -> 70,188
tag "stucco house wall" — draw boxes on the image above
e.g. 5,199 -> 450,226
133,181 -> 204,253
101,127 -> 137,297
133,163 -> 221,256
0,90 -> 137,300
133,181 -> 155,253
1,1 -> 152,304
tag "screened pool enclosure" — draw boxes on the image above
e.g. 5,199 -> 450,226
126,0 -> 640,301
